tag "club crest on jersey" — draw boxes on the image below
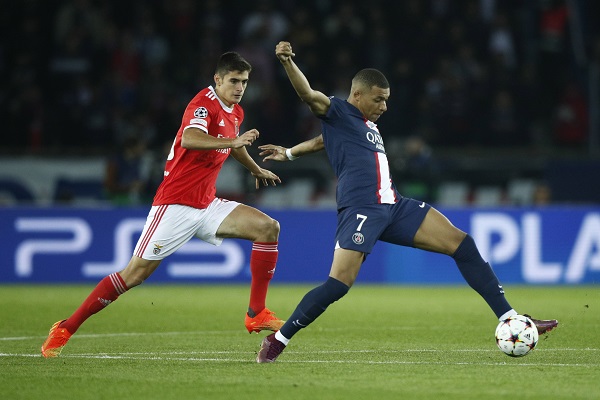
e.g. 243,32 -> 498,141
352,232 -> 365,245
153,243 -> 164,255
194,107 -> 208,118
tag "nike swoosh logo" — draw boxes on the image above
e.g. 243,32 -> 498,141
419,202 -> 425,208
293,319 -> 307,327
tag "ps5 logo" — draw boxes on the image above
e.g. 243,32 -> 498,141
14,217 -> 244,279
472,212 -> 600,283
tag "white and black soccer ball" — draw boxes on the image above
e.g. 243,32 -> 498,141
495,314 -> 539,357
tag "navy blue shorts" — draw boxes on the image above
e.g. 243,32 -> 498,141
335,198 -> 431,254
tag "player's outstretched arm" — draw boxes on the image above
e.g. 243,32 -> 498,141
259,134 -> 324,162
276,42 -> 330,117
231,146 -> 281,189
182,128 -> 259,150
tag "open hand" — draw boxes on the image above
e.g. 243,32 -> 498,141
259,144 -> 288,162
252,168 -> 281,189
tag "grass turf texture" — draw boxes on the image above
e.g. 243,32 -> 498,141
1,285 -> 598,400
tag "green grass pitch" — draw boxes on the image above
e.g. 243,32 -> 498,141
1,284 -> 598,400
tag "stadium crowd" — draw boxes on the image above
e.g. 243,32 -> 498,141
1,0 -> 599,204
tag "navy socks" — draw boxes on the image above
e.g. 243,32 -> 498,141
278,235 -> 509,341
452,235 -> 512,318
280,277 -> 350,340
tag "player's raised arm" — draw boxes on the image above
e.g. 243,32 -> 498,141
276,42 -> 330,117
259,134 -> 324,162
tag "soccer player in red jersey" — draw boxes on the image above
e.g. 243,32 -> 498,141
41,52 -> 285,358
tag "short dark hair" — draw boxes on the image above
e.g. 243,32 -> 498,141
352,68 -> 389,90
215,52 -> 252,76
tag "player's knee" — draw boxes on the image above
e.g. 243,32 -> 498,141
272,218 -> 280,235
258,217 -> 280,241
452,234 -> 478,261
448,230 -> 468,255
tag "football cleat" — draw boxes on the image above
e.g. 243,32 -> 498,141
41,320 -> 72,358
256,333 -> 286,363
523,314 -> 558,334
245,308 -> 285,333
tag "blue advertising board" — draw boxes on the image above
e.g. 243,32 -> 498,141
381,207 -> 600,284
1,207 -> 599,284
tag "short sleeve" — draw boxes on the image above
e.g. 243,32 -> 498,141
183,100 -> 213,134
319,96 -> 343,124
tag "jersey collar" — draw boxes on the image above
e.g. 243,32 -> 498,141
208,86 -> 234,113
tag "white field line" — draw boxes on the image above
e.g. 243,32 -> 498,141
0,352 -> 598,368
1,330 -> 599,352
0,326 -> 429,342
1,331 -> 598,367
0,330 -> 240,341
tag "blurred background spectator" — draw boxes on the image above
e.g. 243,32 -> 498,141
1,0 -> 599,207
391,135 -> 441,204
103,135 -> 152,205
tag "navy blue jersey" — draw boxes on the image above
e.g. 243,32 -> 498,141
319,97 -> 400,209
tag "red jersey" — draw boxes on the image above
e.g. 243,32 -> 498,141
153,86 -> 244,209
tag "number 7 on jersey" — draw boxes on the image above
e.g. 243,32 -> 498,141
356,214 -> 368,231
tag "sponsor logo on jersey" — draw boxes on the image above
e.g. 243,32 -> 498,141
194,107 -> 208,118
216,133 -> 230,154
190,118 -> 208,126
365,131 -> 386,152
352,232 -> 365,245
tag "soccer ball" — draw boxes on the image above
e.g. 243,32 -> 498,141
495,314 -> 539,357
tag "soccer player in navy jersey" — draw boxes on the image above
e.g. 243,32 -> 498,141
255,41 -> 558,363
41,52 -> 286,358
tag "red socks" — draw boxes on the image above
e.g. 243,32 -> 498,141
248,242 -> 278,316
61,273 -> 128,334
59,242 -> 279,333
